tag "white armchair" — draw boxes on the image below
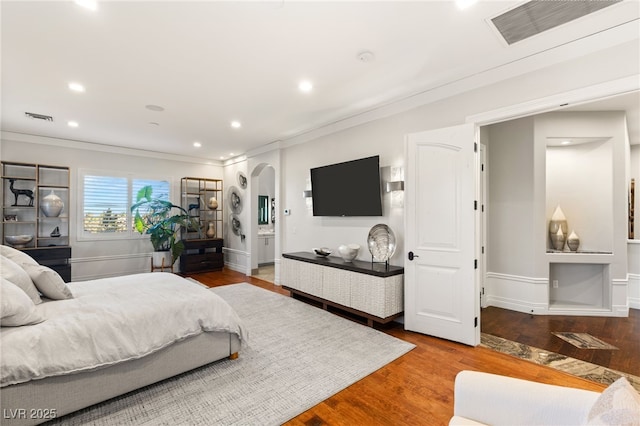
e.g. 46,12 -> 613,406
449,370 -> 602,426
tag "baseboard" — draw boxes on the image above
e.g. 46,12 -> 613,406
484,272 -> 548,314
223,247 -> 249,274
485,271 -> 632,316
628,273 -> 640,310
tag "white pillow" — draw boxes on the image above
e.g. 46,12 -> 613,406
0,277 -> 45,326
0,255 -> 42,304
587,376 -> 640,426
22,263 -> 73,300
0,245 -> 38,267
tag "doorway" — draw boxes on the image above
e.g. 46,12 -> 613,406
251,164 -> 276,283
475,90 -> 639,379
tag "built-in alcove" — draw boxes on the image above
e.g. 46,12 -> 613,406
484,110 -> 629,317
546,137 -> 614,253
549,263 -> 610,310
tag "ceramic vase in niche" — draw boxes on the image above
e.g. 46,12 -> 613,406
550,227 -> 566,251
548,205 -> 568,250
206,222 -> 216,238
40,190 -> 64,217
567,230 -> 580,252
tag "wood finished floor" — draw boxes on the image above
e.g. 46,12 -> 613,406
188,269 -> 607,425
481,306 -> 640,376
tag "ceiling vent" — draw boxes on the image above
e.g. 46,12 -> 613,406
490,0 -> 621,45
25,112 -> 54,122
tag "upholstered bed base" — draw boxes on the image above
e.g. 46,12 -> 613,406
1,331 -> 241,426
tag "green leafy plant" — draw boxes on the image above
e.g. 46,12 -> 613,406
131,185 -> 194,265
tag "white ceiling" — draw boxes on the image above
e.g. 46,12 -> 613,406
2,1 -> 639,161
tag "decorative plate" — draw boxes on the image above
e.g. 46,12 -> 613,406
228,186 -> 243,214
367,224 -> 396,262
237,171 -> 248,189
230,213 -> 242,236
313,247 -> 332,257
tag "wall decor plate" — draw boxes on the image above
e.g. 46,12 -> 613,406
228,186 -> 243,214
230,213 -> 242,236
237,171 -> 247,189
367,224 -> 396,262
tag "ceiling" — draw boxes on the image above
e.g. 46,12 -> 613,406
2,1 -> 639,161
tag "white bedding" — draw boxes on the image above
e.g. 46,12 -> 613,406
1,273 -> 247,387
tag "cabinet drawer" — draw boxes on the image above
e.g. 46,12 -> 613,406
180,252 -> 223,273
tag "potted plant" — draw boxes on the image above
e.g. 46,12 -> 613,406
131,185 -> 194,267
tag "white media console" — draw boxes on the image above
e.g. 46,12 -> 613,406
281,252 -> 404,326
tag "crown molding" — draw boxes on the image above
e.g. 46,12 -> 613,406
0,131 -> 224,166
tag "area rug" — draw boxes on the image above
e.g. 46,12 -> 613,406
50,283 -> 415,425
552,332 -> 619,350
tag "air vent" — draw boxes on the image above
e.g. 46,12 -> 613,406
25,112 -> 54,122
491,0 -> 621,45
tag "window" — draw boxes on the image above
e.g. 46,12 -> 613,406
79,170 -> 170,240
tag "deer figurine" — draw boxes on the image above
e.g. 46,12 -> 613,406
9,179 -> 34,206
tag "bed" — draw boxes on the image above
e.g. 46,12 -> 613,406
0,246 -> 246,426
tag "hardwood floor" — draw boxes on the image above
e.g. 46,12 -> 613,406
481,306 -> 640,376
189,269 -> 606,425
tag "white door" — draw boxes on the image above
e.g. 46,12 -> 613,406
404,123 -> 479,346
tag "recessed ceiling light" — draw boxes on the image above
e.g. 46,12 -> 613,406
75,0 -> 97,11
68,82 -> 85,93
455,0 -> 477,10
193,141 -> 202,148
220,156 -> 226,160
298,80 -> 313,93
561,140 -> 572,145
231,121 -> 241,129
145,105 -> 165,112
68,121 -> 79,128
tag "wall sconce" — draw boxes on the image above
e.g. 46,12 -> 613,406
385,181 -> 404,192
303,190 -> 312,198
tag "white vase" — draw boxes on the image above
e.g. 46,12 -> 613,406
40,190 -> 64,217
549,205 -> 568,250
567,230 -> 580,251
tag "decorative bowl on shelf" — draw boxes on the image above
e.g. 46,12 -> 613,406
4,215 -> 18,222
313,247 -> 332,257
5,234 -> 33,248
338,244 -> 360,262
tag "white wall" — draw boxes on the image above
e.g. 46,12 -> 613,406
222,160 -> 249,273
485,117 -> 536,277
1,136 -> 223,280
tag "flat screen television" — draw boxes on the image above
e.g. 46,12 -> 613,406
310,155 -> 383,216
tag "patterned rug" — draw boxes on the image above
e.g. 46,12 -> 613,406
552,332 -> 619,350
50,283 -> 415,425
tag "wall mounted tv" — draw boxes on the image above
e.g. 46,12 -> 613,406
310,155 -> 383,216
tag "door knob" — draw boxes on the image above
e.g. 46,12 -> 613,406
408,251 -> 419,261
